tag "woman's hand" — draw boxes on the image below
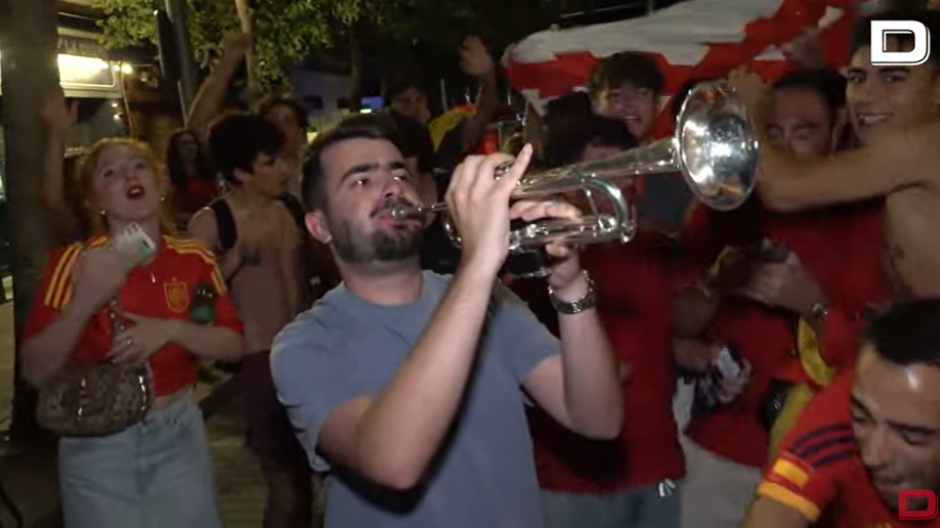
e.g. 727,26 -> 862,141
69,248 -> 138,313
108,312 -> 181,364
42,87 -> 77,133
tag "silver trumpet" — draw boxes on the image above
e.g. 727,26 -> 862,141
391,80 -> 759,254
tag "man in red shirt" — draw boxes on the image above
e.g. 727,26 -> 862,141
516,113 -> 684,528
678,69 -> 886,528
588,52 -> 693,233
745,298 -> 940,528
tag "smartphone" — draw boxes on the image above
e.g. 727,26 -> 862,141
114,222 -> 157,263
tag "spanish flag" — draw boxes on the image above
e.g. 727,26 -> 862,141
767,319 -> 837,459
429,105 -> 474,151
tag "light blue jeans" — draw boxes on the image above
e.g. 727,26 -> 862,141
541,480 -> 682,528
58,394 -> 223,528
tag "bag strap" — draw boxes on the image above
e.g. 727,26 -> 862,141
275,193 -> 306,232
209,199 -> 237,252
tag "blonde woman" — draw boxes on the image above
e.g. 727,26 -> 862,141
20,138 -> 244,528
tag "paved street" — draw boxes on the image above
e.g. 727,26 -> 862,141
0,293 -> 279,528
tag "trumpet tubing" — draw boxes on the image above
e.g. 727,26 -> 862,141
391,80 -> 759,266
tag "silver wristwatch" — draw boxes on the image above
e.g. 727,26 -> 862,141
548,272 -> 598,315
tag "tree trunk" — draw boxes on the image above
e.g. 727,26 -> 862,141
0,0 -> 60,449
348,29 -> 362,112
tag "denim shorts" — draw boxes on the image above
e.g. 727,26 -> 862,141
58,393 -> 223,528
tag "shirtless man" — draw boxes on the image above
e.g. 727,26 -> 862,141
188,112 -> 312,528
187,34 -> 309,198
742,8 -> 940,297
258,95 -> 308,198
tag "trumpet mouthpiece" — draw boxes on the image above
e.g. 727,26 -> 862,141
390,205 -> 412,221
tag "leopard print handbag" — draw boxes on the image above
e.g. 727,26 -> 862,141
36,300 -> 155,437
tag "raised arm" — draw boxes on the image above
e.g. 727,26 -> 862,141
187,34 -> 251,141
518,271 -> 624,439
41,89 -> 79,241
758,120 -> 940,212
726,68 -> 940,212
456,36 -> 499,152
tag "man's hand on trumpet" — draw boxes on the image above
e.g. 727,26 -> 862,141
445,144 -> 586,297
446,146 -> 531,276
509,199 -> 585,296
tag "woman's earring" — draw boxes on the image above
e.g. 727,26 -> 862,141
99,210 -> 106,216
159,195 -> 166,202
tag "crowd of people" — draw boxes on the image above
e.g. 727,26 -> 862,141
14,4 -> 940,528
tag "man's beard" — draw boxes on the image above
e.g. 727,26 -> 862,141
329,201 -> 424,265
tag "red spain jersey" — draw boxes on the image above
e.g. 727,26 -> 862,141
758,373 -> 940,528
25,234 -> 244,396
681,200 -> 885,468
526,234 -> 684,493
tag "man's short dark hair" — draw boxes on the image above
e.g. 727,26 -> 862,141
208,112 -> 283,186
384,75 -> 427,102
543,114 -> 638,168
850,8 -> 940,73
544,91 -> 593,131
588,51 -> 665,100
861,298 -> 940,368
771,69 -> 847,123
259,95 -> 309,130
301,115 -> 398,213
387,111 -> 436,174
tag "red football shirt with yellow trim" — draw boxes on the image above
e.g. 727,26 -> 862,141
526,235 -> 684,492
680,200 -> 885,468
759,373 -> 940,528
25,234 -> 243,396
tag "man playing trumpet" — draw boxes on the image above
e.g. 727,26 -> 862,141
270,117 -> 623,528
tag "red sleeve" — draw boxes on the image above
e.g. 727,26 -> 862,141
24,244 -> 84,340
200,257 -> 243,335
756,373 -> 855,522
672,203 -> 716,288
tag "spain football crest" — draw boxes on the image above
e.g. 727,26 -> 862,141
164,280 -> 190,314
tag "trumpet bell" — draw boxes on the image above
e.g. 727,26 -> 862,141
675,81 -> 760,211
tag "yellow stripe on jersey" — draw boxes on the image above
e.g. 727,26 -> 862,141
208,267 -> 226,295
164,237 -> 213,256
771,458 -> 810,488
756,482 -> 821,521
88,235 -> 109,248
164,237 -> 227,294
44,244 -> 82,309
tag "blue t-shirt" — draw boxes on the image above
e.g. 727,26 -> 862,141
271,271 -> 561,528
